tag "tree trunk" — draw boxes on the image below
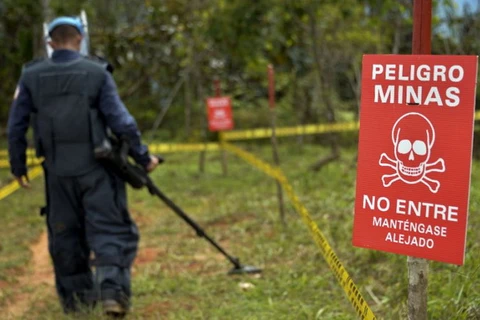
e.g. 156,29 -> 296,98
392,14 -> 403,54
308,8 -> 340,171
42,0 -> 52,21
347,62 -> 362,114
193,61 -> 207,174
149,75 -> 185,139
291,72 -> 304,146
184,70 -> 192,138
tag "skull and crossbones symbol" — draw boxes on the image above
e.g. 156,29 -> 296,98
378,112 -> 445,193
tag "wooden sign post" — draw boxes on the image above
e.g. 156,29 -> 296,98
409,2 -> 432,318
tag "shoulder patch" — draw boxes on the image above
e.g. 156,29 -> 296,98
13,85 -> 20,100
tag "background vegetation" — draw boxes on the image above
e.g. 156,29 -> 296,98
1,0 -> 479,139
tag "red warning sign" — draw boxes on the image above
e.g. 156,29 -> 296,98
353,54 -> 478,265
206,97 -> 234,132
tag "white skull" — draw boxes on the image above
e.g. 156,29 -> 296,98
392,113 -> 435,183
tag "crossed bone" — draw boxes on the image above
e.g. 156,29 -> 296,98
379,153 -> 445,193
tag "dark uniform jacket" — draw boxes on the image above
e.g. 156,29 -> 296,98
8,49 -> 150,177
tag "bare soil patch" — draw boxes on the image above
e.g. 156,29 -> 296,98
3,232 -> 54,319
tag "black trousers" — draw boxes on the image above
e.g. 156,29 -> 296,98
43,164 -> 139,312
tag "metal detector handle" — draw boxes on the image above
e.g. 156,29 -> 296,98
119,137 -> 164,168
107,137 -> 161,189
154,155 -> 165,165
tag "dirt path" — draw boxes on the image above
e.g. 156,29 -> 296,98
5,232 -> 55,319
3,230 -> 161,319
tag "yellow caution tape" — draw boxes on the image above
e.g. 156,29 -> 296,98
1,112 -> 479,158
0,158 -> 43,168
223,142 -> 376,320
148,143 -> 220,153
1,112 -> 479,157
0,166 -> 43,201
0,144 -> 220,169
0,143 -> 219,161
0,149 -> 36,157
223,112 -> 480,141
223,122 -> 360,141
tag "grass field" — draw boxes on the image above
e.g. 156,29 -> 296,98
0,141 -> 478,319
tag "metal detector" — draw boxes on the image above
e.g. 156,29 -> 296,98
98,137 -> 262,275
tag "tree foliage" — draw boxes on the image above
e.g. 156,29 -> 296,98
0,0 -> 475,139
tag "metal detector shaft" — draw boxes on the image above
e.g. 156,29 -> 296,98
146,183 -> 243,269
102,137 -> 260,274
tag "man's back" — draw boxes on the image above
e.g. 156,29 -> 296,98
8,49 -> 153,179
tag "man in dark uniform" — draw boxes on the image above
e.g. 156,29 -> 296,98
7,16 -> 158,316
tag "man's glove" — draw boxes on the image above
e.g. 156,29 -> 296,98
146,155 -> 159,172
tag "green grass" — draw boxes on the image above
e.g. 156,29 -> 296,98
0,164 -> 14,186
0,142 -> 478,319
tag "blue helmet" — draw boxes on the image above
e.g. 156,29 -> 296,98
48,16 -> 84,35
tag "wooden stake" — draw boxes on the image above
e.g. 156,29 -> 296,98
196,68 -> 206,174
268,64 -> 286,225
214,78 -> 221,97
408,1 -> 431,319
214,78 -> 228,176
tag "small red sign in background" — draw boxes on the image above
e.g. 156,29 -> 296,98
353,54 -> 478,265
206,97 -> 234,132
